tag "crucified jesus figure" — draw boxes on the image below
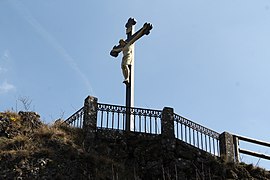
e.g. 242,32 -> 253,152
113,39 -> 133,84
110,22 -> 153,84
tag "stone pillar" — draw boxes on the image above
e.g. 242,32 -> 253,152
83,96 -> 98,151
161,107 -> 175,161
161,107 -> 175,138
219,132 -> 235,162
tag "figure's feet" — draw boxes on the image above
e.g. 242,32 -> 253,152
123,79 -> 129,84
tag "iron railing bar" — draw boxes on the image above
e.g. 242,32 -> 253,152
78,115 -> 80,128
133,111 -> 136,132
216,139 -> 220,156
112,111 -> 115,129
185,125 -> 187,142
123,113 -> 125,130
189,126 -> 191,144
176,122 -> 179,139
144,115 -> 147,133
139,114 -> 141,132
150,116 -> 152,134
101,111 -> 104,128
106,111 -> 109,128
213,138 -> 215,155
197,131 -> 199,148
205,134 -> 207,152
201,133 -> 203,150
117,112 -> 120,130
209,136 -> 211,154
193,129 -> 195,147
155,116 -> 157,134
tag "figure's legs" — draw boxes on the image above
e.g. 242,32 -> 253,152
121,65 -> 130,84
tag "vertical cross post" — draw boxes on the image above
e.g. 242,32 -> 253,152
125,18 -> 136,131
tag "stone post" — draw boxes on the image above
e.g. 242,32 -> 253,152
161,107 -> 175,138
83,96 -> 98,151
161,107 -> 175,162
219,132 -> 235,162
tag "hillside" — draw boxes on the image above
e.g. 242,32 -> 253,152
0,111 -> 270,179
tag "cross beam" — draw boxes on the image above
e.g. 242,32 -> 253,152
110,18 -> 152,131
110,19 -> 152,58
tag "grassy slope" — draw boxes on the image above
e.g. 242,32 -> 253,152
0,111 -> 94,179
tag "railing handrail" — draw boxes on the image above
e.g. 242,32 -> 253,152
98,103 -> 126,110
98,103 -> 163,115
174,113 -> 220,139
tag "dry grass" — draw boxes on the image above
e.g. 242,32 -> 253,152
0,112 -> 83,158
1,111 -> 21,121
0,111 -> 92,179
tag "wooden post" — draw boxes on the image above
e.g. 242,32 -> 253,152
233,135 -> 240,162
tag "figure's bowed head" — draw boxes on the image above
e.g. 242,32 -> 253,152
119,39 -> 127,47
110,39 -> 127,57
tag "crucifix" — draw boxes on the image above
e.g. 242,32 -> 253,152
110,18 -> 152,131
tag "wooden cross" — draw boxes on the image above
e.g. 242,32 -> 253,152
110,18 -> 152,131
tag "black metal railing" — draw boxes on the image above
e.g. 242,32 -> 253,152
64,107 -> 84,128
64,103 -> 220,156
64,100 -> 270,167
97,103 -> 126,130
130,106 -> 162,134
174,114 -> 220,156
97,103 -> 162,134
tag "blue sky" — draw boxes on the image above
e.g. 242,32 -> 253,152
1,0 -> 270,168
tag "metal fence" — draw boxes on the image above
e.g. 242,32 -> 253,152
63,101 -> 270,168
64,103 -> 220,156
233,134 -> 270,161
97,103 -> 162,134
64,107 -> 84,128
63,101 -> 270,163
174,114 -> 220,156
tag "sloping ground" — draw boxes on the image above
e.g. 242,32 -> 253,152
0,111 -> 94,179
0,111 -> 270,179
